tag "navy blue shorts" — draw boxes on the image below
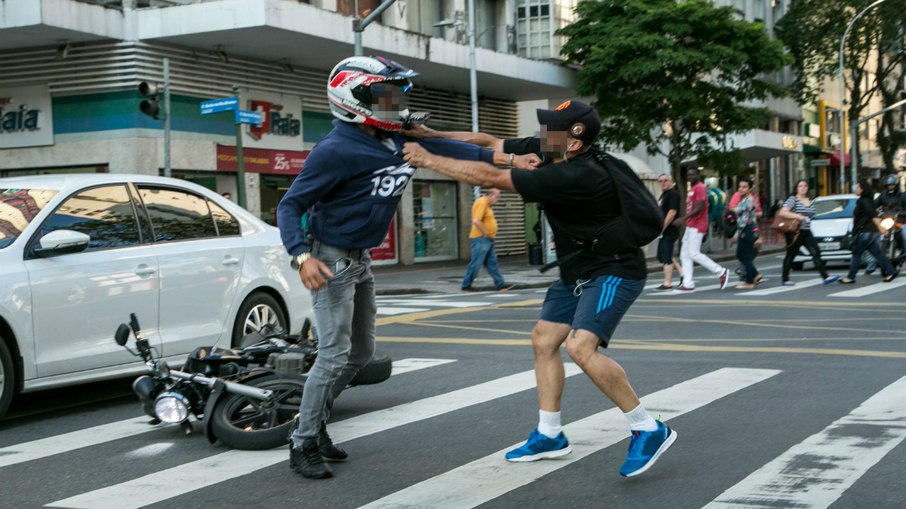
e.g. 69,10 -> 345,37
540,276 -> 644,347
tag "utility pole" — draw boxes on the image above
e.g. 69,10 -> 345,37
353,0 -> 396,56
232,84 -> 246,208
163,57 -> 171,178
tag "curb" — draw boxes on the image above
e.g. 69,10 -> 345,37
374,247 -> 788,295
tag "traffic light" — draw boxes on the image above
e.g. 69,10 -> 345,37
138,81 -> 160,119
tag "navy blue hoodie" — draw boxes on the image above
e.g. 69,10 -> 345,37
278,120 -> 494,256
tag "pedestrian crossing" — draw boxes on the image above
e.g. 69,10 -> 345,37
0,357 -> 901,509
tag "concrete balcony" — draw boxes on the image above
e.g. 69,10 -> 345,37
0,0 -> 576,101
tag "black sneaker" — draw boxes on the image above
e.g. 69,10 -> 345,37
290,438 -> 333,479
319,421 -> 348,461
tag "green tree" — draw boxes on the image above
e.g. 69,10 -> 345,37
558,0 -> 791,183
777,0 -> 906,172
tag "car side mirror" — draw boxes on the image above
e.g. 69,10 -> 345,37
115,323 -> 131,347
34,230 -> 90,258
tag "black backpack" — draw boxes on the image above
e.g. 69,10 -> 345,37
719,210 -> 738,238
540,150 -> 664,272
592,150 -> 665,250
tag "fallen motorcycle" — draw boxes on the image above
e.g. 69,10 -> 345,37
116,314 -> 392,450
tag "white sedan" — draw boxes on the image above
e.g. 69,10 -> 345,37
0,174 -> 311,418
792,194 -> 858,270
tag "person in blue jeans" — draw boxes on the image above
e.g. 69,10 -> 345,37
403,100 -> 676,478
840,179 -> 899,284
462,188 -> 511,291
731,176 -> 761,289
277,55 -> 521,480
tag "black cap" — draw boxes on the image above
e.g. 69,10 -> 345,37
536,100 -> 601,145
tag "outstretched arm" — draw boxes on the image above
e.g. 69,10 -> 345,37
403,142 -> 516,192
402,123 -> 504,151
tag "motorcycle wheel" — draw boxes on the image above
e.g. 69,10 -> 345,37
209,373 -> 305,450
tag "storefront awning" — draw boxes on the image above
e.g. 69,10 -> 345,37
828,150 -> 851,167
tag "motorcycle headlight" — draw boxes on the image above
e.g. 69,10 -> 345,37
881,218 -> 895,230
153,391 -> 190,424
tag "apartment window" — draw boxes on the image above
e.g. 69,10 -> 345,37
516,0 -> 552,59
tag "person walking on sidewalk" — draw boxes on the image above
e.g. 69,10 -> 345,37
840,179 -> 899,284
462,188 -> 512,292
656,173 -> 683,290
277,55 -> 502,480
673,168 -> 730,292
402,100 -> 676,478
730,177 -> 761,289
779,179 -> 839,286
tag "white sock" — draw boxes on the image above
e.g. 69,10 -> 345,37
537,410 -> 562,438
624,404 -> 658,432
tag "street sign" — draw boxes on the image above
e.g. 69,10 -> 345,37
810,158 -> 830,167
235,109 -> 264,125
200,96 -> 239,115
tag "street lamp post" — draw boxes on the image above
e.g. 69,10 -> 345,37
839,0 -> 886,192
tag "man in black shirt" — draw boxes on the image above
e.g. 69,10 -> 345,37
402,100 -> 676,478
656,173 -> 683,289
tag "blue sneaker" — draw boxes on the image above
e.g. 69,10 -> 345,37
505,429 -> 572,462
619,420 -> 677,477
823,275 -> 841,285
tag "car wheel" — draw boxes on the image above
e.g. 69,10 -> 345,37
0,339 -> 15,419
792,262 -> 804,271
232,293 -> 287,347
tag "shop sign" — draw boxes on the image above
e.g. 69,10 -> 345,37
371,216 -> 398,265
0,85 -> 53,149
242,90 -> 303,150
216,144 -> 308,175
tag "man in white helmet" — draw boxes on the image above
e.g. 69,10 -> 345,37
277,55 -> 538,479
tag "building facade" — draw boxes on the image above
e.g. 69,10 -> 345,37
0,0 -> 577,265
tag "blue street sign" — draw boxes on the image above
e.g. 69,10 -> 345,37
200,96 -> 239,115
235,109 -> 264,125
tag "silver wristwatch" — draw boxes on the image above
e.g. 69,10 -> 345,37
290,252 -> 312,270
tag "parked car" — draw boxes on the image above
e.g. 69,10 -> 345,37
792,194 -> 858,270
0,174 -> 312,418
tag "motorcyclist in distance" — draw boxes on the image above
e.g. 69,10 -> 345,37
873,174 -> 906,268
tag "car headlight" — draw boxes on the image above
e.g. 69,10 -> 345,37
153,391 -> 190,424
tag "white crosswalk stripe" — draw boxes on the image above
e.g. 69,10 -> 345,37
360,368 -> 780,509
829,278 -> 906,297
375,296 -> 498,315
2,361 -> 899,509
0,358 -> 451,470
47,365 -> 586,509
704,376 -> 906,509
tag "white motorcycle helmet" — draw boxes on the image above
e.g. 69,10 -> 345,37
327,55 -> 418,131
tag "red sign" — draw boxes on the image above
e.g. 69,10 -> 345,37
216,144 -> 309,175
371,216 -> 398,263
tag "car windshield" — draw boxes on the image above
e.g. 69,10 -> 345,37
813,198 -> 855,220
0,188 -> 59,250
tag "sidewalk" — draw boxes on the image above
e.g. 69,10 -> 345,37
373,236 -> 787,295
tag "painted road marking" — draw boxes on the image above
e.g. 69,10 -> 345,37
0,359 -> 446,470
376,306 -> 429,315
743,278 -> 826,295
704,375 -> 906,509
828,278 -> 906,298
359,368 -> 781,509
47,365 -> 585,509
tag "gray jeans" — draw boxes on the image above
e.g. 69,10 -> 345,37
290,242 -> 376,446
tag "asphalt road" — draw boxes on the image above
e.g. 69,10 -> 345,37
1,254 -> 904,509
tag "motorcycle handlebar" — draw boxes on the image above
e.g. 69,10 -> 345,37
167,369 -> 274,400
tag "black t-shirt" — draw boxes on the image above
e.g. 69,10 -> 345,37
659,187 -> 680,237
853,195 -> 878,234
504,137 -> 646,283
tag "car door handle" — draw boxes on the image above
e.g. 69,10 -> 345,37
135,265 -> 156,277
222,256 -> 240,266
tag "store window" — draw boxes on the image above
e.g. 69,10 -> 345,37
413,180 -> 458,261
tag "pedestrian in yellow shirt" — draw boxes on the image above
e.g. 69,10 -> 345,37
462,188 -> 512,291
